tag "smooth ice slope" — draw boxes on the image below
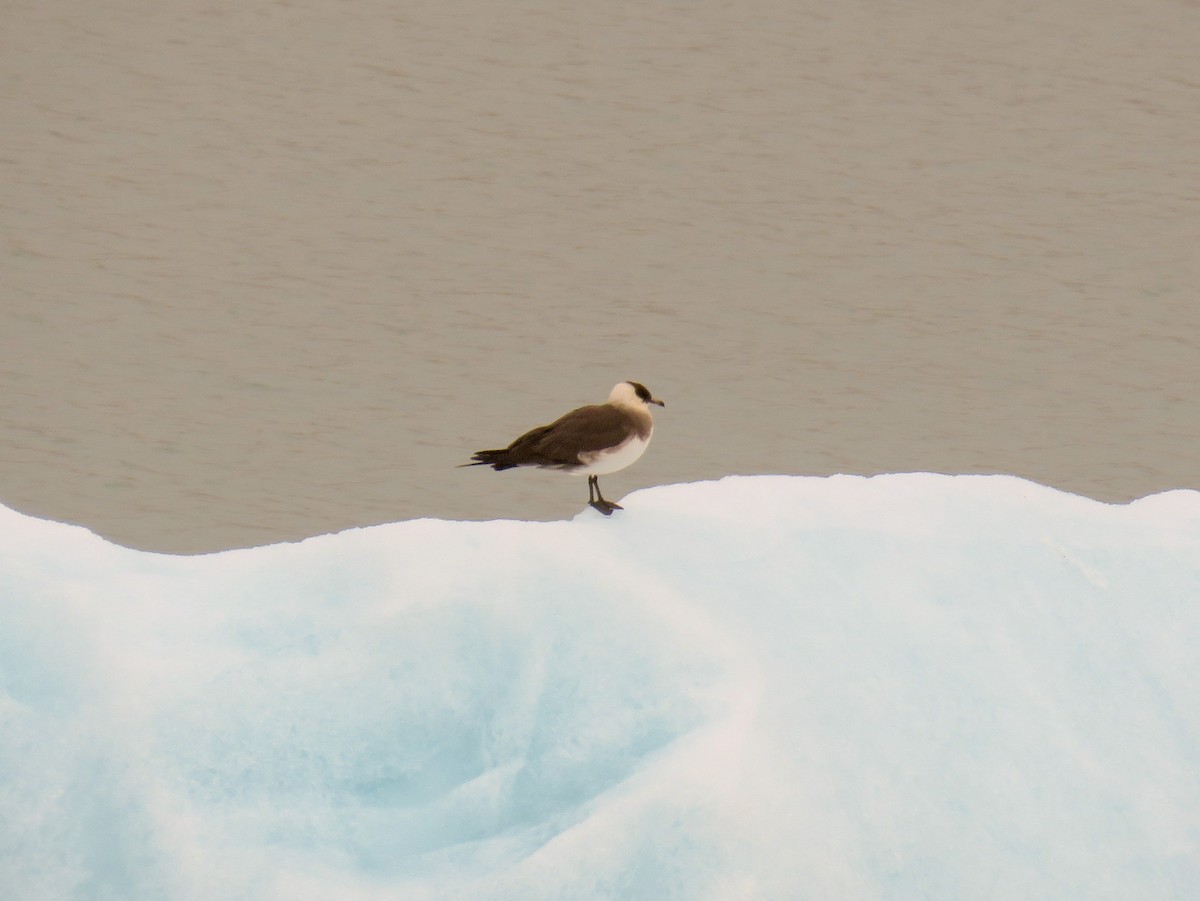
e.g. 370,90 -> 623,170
2,474 -> 1199,900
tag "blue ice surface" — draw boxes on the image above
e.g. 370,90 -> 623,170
2,474 -> 1199,900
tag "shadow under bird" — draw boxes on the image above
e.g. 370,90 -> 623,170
463,381 -> 666,515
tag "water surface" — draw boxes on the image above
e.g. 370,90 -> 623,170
4,0 -> 1198,552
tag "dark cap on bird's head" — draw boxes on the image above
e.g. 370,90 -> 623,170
626,381 -> 665,407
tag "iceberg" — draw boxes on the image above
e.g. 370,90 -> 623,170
2,474 -> 1198,899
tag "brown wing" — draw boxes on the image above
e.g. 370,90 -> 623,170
505,404 -> 635,467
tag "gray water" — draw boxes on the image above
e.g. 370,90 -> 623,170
4,0 -> 1199,553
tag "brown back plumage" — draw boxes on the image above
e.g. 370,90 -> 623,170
466,403 -> 649,471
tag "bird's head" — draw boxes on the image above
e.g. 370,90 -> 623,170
610,381 -> 665,409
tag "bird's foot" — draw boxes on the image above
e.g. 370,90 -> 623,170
588,499 -> 623,516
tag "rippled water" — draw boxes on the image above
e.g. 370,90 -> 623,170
4,0 -> 1198,552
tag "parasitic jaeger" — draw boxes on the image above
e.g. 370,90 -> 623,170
463,381 -> 666,515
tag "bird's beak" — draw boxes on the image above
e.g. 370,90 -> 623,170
651,398 -> 665,407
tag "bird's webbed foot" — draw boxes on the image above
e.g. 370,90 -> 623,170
586,475 -> 623,515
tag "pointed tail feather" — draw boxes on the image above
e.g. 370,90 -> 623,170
459,449 -> 520,471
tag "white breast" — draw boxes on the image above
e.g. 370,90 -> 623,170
574,431 -> 651,476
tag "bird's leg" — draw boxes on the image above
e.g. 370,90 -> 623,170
587,475 -> 612,515
595,478 -> 622,510
587,475 -> 622,515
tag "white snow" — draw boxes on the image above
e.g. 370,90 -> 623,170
2,474 -> 1199,899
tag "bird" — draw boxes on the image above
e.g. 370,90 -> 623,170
463,381 -> 666,515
